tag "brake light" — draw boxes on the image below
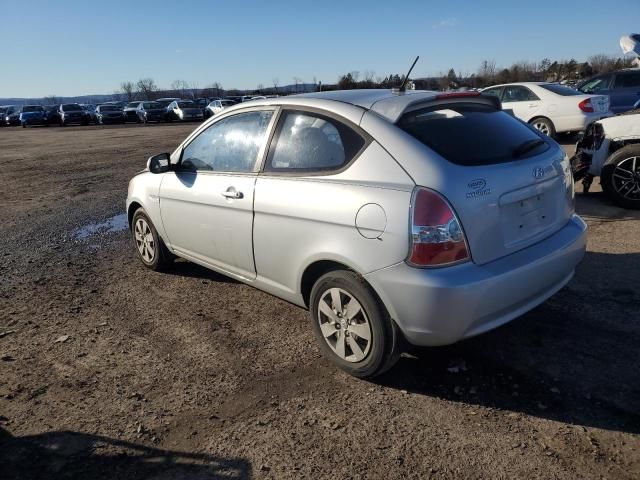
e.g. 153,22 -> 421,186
578,99 -> 594,113
435,92 -> 481,100
408,188 -> 470,267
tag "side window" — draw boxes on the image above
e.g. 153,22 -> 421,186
181,110 -> 273,173
503,86 -> 539,102
483,87 -> 503,99
614,72 -> 640,89
266,111 -> 366,172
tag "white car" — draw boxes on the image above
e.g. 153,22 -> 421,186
482,82 -> 611,137
572,109 -> 640,209
205,99 -> 236,117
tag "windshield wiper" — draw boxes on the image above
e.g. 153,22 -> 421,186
513,138 -> 545,158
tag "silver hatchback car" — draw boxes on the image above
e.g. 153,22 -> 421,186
127,89 -> 587,378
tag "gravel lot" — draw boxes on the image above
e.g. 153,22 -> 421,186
1,124 -> 639,479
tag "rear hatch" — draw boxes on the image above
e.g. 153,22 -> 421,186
396,97 -> 574,265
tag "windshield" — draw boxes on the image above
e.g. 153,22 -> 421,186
221,100 -> 235,106
100,105 -> 118,111
22,106 -> 44,112
143,102 -> 162,109
126,102 -> 139,108
540,84 -> 582,96
398,102 -> 548,166
178,101 -> 195,108
62,104 -> 82,111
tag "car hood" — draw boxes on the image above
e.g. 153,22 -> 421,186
594,112 -> 640,139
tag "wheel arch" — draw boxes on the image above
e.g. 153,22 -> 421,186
528,115 -> 555,127
127,201 -> 143,228
299,259 -> 396,323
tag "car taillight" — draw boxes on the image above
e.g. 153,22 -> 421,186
578,99 -> 594,113
408,187 -> 470,267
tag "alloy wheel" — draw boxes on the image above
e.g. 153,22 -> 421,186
533,121 -> 550,135
134,218 -> 155,263
317,287 -> 372,363
612,156 -> 640,200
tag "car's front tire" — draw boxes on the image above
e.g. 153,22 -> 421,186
601,144 -> 640,209
309,270 -> 400,378
131,209 -> 173,271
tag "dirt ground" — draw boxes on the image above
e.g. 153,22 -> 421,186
0,124 -> 638,480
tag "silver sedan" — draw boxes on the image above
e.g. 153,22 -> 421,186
126,89 -> 587,377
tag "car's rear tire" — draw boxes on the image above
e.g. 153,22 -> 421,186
601,144 -> 640,209
309,270 -> 400,378
131,209 -> 173,271
529,117 -> 556,138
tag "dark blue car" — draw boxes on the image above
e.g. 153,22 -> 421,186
578,69 -> 640,114
20,105 -> 49,127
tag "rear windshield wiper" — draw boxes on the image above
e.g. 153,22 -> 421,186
513,139 -> 546,158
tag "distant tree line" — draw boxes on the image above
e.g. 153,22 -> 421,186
37,53 -> 635,105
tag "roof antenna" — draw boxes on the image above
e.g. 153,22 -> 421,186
393,56 -> 419,93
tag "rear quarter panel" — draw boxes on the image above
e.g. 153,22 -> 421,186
252,141 -> 414,301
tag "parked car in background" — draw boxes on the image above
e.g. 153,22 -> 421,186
95,104 -> 126,124
223,96 -> 243,104
0,106 -> 11,126
578,69 -> 640,114
572,108 -> 640,209
136,101 -> 166,123
19,105 -> 48,127
44,105 -> 61,125
194,98 -> 209,111
59,103 -> 90,126
156,97 -> 182,120
482,82 -> 611,138
205,99 -> 235,118
123,102 -> 142,123
80,104 -> 98,124
126,89 -> 586,378
102,100 -> 128,110
166,100 -> 204,122
3,105 -> 22,126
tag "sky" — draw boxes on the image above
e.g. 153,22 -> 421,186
1,0 -> 639,98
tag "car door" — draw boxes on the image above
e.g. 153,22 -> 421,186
159,108 -> 276,280
611,71 -> 640,113
500,85 -> 542,121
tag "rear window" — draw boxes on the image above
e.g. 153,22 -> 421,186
178,101 -> 195,108
22,106 -> 43,112
398,103 -> 549,166
62,104 -> 82,111
539,84 -> 581,96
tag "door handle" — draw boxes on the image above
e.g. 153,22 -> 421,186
221,188 -> 243,199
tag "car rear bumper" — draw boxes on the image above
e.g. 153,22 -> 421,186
553,111 -> 612,133
365,214 -> 587,346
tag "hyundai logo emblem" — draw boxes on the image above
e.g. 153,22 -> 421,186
533,167 -> 545,179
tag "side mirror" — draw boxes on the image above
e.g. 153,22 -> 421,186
147,152 -> 171,174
